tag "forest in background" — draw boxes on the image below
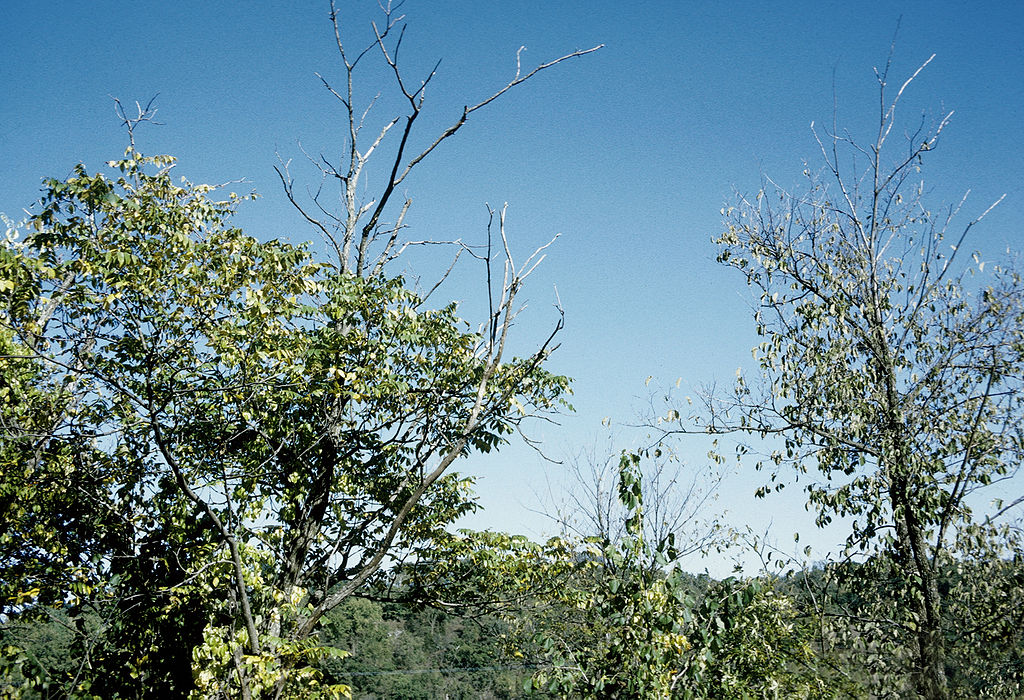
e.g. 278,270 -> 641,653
2,4 -> 1023,698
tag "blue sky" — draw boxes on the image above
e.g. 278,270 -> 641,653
3,1 -> 1022,575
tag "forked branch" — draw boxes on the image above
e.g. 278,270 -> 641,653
283,1 -> 601,276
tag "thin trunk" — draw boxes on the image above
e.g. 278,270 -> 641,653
873,294 -> 948,699
888,462 -> 948,700
277,440 -> 337,593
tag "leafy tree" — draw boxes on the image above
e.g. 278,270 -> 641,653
662,51 -> 1024,698
1,3 -> 599,696
0,146 -> 564,698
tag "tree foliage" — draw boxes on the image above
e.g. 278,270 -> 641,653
0,144 -> 565,700
663,52 -> 1024,699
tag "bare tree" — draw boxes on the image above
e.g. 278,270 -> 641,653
538,435 -> 723,567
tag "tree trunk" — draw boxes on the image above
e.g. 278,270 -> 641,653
889,472 -> 949,700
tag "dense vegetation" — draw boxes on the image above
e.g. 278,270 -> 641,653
2,5 -> 1022,699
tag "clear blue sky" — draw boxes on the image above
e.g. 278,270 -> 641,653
3,1 -> 1022,575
